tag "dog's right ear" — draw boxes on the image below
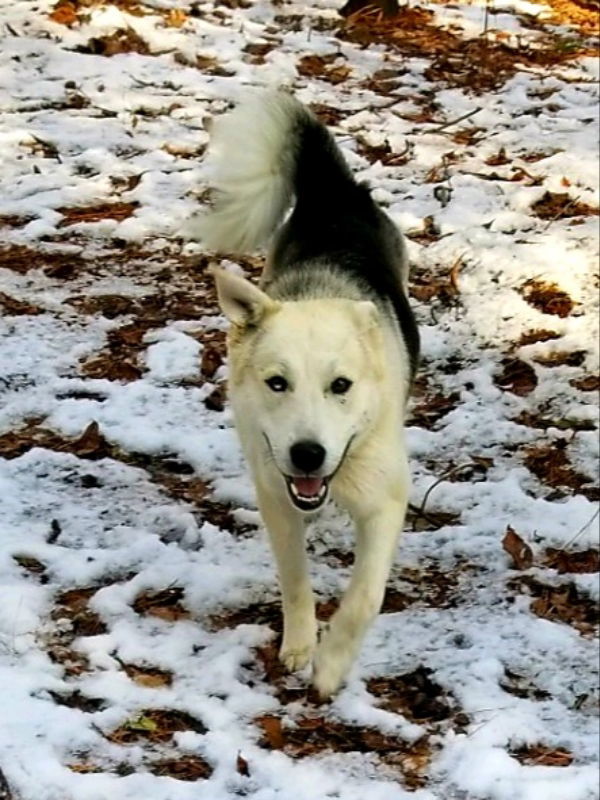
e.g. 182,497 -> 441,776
210,267 -> 278,327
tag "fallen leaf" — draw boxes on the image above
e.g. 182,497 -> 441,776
544,548 -> 599,574
494,358 -> 538,396
236,753 -> 250,776
256,715 -> 284,749
503,526 -> 534,570
511,744 -> 574,766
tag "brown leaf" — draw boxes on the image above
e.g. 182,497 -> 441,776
204,385 -> 226,412
520,279 -> 574,317
132,587 -> 189,620
570,375 -> 599,392
165,8 -> 187,27
545,548 -> 599,574
494,358 -> 537,396
57,202 -> 139,228
49,1 -> 78,25
530,191 -> 598,220
0,292 -> 42,315
236,753 -> 250,776
511,744 -> 574,766
201,345 -> 223,379
256,715 -> 284,750
72,422 -> 111,459
122,663 -> 173,688
503,526 -> 534,570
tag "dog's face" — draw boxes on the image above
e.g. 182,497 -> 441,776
213,269 -> 385,512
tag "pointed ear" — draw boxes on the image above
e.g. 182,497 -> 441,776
211,267 -> 277,326
353,300 -> 380,332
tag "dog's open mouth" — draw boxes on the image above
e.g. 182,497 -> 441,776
285,476 -> 329,512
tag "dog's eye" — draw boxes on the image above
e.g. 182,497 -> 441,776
265,375 -> 288,392
330,377 -> 353,395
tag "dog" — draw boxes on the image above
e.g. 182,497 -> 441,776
197,91 -> 419,698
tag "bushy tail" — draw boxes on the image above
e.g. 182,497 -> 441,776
194,90 -> 356,254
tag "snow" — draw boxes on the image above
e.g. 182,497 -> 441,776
0,0 -> 598,798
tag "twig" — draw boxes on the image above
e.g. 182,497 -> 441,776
426,106 -> 482,134
543,195 -> 581,231
414,464 -> 474,530
563,508 -> 599,551
449,253 -> 466,293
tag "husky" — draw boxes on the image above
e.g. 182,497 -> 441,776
197,91 -> 419,698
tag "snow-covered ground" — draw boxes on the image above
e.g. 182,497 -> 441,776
0,0 -> 598,798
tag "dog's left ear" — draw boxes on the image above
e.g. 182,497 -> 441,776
354,300 -> 380,332
211,267 -> 278,327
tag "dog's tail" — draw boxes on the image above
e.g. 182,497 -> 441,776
195,91 -> 357,253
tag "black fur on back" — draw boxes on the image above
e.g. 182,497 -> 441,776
270,112 -> 420,379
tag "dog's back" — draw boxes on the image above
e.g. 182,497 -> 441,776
197,91 -> 419,378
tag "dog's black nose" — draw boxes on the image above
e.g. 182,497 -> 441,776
290,441 -> 326,473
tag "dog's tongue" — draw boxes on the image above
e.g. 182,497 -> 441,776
292,477 -> 324,497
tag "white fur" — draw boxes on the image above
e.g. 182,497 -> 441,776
194,92 -> 304,253
213,269 -> 411,698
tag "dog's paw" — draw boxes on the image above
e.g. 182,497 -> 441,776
280,642 -> 315,673
279,625 -> 317,672
311,641 -> 352,699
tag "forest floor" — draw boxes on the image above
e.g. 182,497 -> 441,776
0,0 -> 598,798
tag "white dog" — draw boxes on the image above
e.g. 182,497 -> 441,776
198,91 -> 419,698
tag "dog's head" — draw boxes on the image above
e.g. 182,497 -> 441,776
212,268 -> 386,512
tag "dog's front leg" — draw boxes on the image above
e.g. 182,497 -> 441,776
312,497 -> 406,698
256,486 -> 317,672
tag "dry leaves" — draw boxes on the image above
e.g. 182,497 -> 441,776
107,709 -> 206,744
544,548 -> 599,574
524,440 -> 596,498
297,54 -> 352,85
121,663 -> 173,688
57,202 -> 139,228
511,576 -> 598,636
132,587 -> 189,621
511,744 -> 574,766
494,358 -> 538,396
148,755 -> 211,780
503,526 -> 534,570
530,191 -> 599,220
520,279 -> 574,317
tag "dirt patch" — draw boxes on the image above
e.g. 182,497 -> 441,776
57,202 -> 139,227
408,390 -> 460,428
367,666 -> 466,728
510,744 -> 574,766
515,329 -> 561,348
509,575 -> 598,636
0,292 -> 43,315
132,587 -> 189,621
494,358 -> 538,396
49,690 -> 107,712
107,709 -> 207,744
256,712 -> 432,789
523,439 -> 597,498
0,244 -> 81,276
148,755 -> 212,780
338,6 -> 596,93
520,278 -> 575,318
570,375 -> 600,391
530,191 -> 599,220
544,547 -> 599,574
120,662 -> 174,688
500,667 -> 550,701
297,54 -> 352,85
515,410 -> 595,432
45,585 -> 109,676
533,350 -> 586,367
13,554 -> 48,582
